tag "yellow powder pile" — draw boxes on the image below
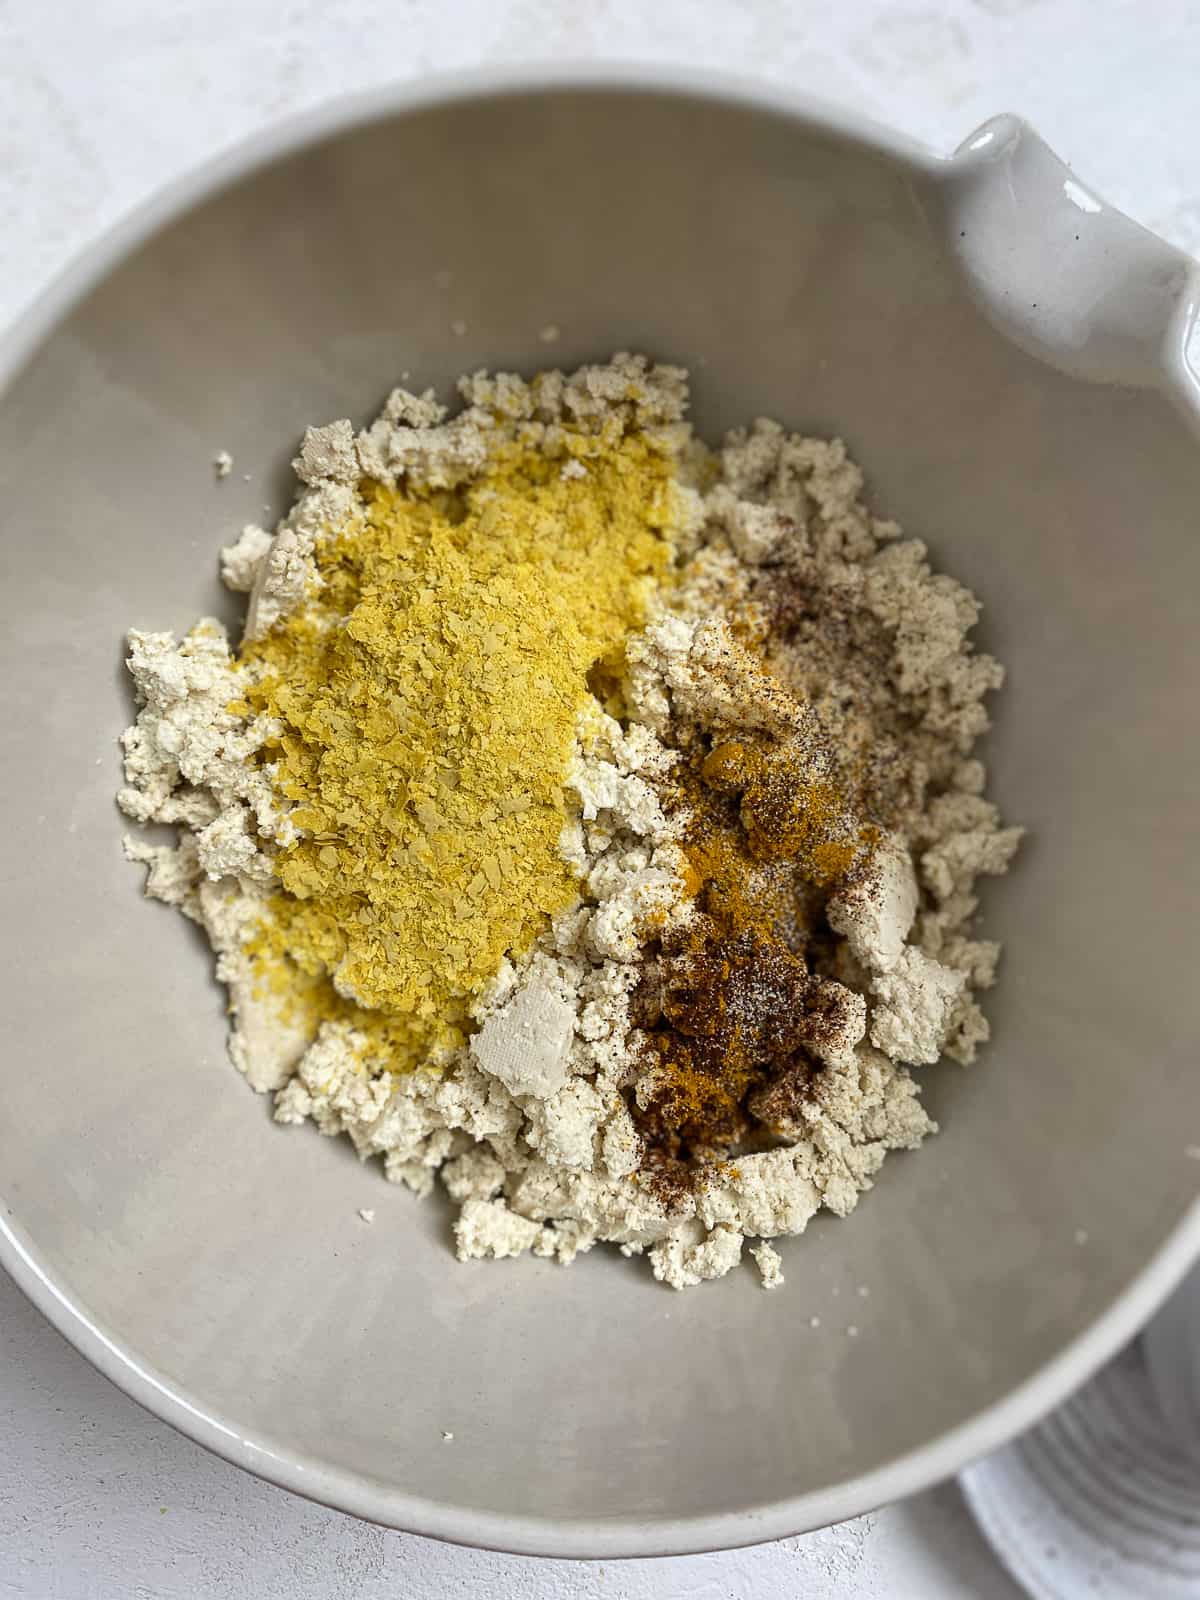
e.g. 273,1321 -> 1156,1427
236,429 -> 678,1070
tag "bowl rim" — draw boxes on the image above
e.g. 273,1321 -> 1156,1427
2,61 -> 1199,1559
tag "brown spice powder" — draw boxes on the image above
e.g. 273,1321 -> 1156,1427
632,723 -> 878,1200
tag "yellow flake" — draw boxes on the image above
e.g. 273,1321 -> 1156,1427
237,411 -> 679,1073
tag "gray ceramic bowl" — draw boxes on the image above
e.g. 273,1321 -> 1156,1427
2,68 -> 1199,1559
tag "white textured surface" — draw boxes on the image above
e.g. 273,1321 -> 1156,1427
1,2 -> 1196,1595
962,1344 -> 1200,1600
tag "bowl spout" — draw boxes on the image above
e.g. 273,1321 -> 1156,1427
930,113 -> 1200,426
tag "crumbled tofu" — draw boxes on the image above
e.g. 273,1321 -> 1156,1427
750,1240 -> 785,1289
870,948 -> 966,1066
120,357 -> 1017,1292
470,974 -> 576,1100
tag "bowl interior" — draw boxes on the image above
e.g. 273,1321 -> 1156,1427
2,82 -> 1199,1553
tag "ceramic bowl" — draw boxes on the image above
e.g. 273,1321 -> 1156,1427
1,69 -> 1198,1558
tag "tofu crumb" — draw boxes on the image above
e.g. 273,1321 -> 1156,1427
358,1208 -> 376,1223
213,450 -> 233,479
750,1240 -> 784,1289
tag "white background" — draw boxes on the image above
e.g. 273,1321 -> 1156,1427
1,2 -> 1196,1595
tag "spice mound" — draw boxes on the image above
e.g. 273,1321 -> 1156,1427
118,354 -> 1021,1291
